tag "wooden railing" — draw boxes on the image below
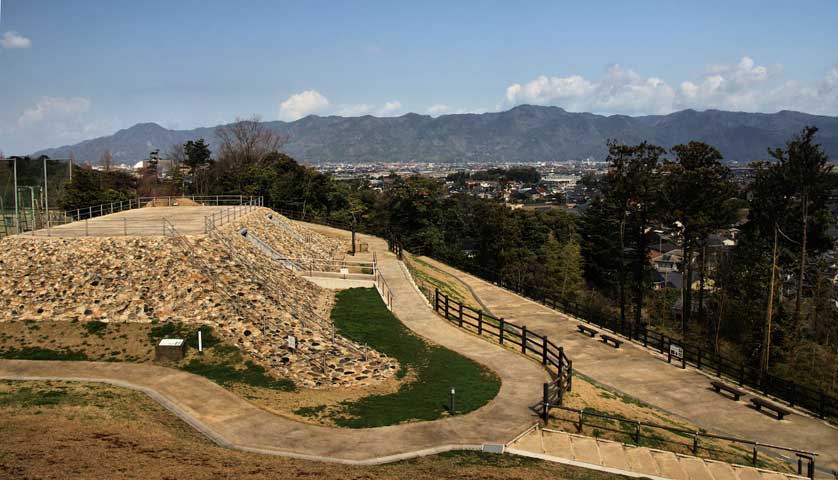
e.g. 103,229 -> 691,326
541,295 -> 838,421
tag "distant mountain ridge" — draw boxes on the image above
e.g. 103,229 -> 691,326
32,105 -> 838,165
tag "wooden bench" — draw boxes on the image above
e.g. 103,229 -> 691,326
577,324 -> 599,337
710,381 -> 746,401
750,397 -> 792,420
600,334 -> 623,348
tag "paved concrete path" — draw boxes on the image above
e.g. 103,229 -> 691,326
24,206 -> 227,237
417,256 -> 838,475
0,246 -> 548,464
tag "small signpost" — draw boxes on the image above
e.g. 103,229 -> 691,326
669,342 -> 686,369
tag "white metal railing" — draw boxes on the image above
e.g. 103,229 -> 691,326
18,195 -> 262,237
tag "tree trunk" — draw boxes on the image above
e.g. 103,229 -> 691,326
619,218 -> 627,326
699,241 -> 707,325
762,225 -> 779,375
682,238 -> 693,338
634,220 -> 647,327
793,196 -> 808,336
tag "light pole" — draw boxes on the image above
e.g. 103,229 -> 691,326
0,157 -> 20,234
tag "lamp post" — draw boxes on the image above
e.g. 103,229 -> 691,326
449,386 -> 456,414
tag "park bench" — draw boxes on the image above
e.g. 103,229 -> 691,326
600,334 -> 623,349
577,324 -> 599,337
710,381 -> 746,401
750,397 -> 793,420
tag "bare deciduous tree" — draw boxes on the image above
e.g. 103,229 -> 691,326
100,150 -> 113,172
215,115 -> 285,171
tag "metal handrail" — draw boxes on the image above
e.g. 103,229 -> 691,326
546,404 -> 818,476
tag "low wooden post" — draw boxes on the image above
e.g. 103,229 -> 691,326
542,336 -> 548,365
499,318 -> 505,345
458,302 -> 463,327
643,327 -> 648,347
477,310 -> 483,336
434,288 -> 439,313
692,434 -> 699,454
697,348 -> 703,369
634,422 -> 641,443
521,326 -> 527,354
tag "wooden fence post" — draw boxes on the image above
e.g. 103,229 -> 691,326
567,359 -> 573,391
697,348 -> 703,370
542,335 -> 548,365
444,294 -> 450,320
521,326 -> 527,354
499,318 -> 505,345
458,302 -> 463,327
477,310 -> 483,335
434,288 -> 439,312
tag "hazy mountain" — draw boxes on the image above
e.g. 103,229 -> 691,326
32,106 -> 838,165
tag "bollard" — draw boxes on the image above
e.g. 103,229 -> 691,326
198,330 -> 203,353
449,386 -> 456,414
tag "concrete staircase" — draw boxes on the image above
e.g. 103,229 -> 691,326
506,426 -> 806,480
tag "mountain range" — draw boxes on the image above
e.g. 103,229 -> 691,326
32,105 -> 838,165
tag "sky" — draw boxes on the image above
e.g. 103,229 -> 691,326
1,0 -> 837,154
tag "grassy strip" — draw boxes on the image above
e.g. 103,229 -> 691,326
180,344 -> 295,392
303,287 -> 499,428
0,346 -> 88,361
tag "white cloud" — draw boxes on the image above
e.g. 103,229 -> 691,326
1,31 -> 31,49
335,100 -> 402,117
377,101 -> 402,116
337,104 -> 373,116
502,57 -> 838,115
278,89 -> 330,121
427,104 -> 451,115
17,97 -> 91,127
2,96 -> 115,153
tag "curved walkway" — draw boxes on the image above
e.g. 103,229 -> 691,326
417,256 -> 838,474
0,245 -> 549,464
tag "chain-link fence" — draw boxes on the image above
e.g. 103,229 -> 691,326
0,157 -> 72,238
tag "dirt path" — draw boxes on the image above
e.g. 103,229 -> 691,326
0,245 -> 549,464
417,256 -> 838,475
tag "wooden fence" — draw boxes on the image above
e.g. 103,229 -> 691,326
427,287 -> 573,419
542,296 -> 837,420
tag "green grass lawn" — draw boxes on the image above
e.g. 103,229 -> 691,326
309,287 -> 500,428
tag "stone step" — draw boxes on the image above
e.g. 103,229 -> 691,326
678,456 -> 715,480
542,430 -> 574,459
704,460 -> 741,480
597,439 -> 631,470
625,445 -> 662,476
569,435 -> 602,465
733,465 -> 764,480
510,428 -> 544,453
651,450 -> 690,480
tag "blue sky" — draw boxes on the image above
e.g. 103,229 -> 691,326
1,0 -> 837,153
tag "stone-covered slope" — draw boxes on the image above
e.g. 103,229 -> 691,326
0,210 -> 395,388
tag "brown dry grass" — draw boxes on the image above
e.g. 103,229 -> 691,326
0,380 -> 629,480
0,320 -> 407,426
